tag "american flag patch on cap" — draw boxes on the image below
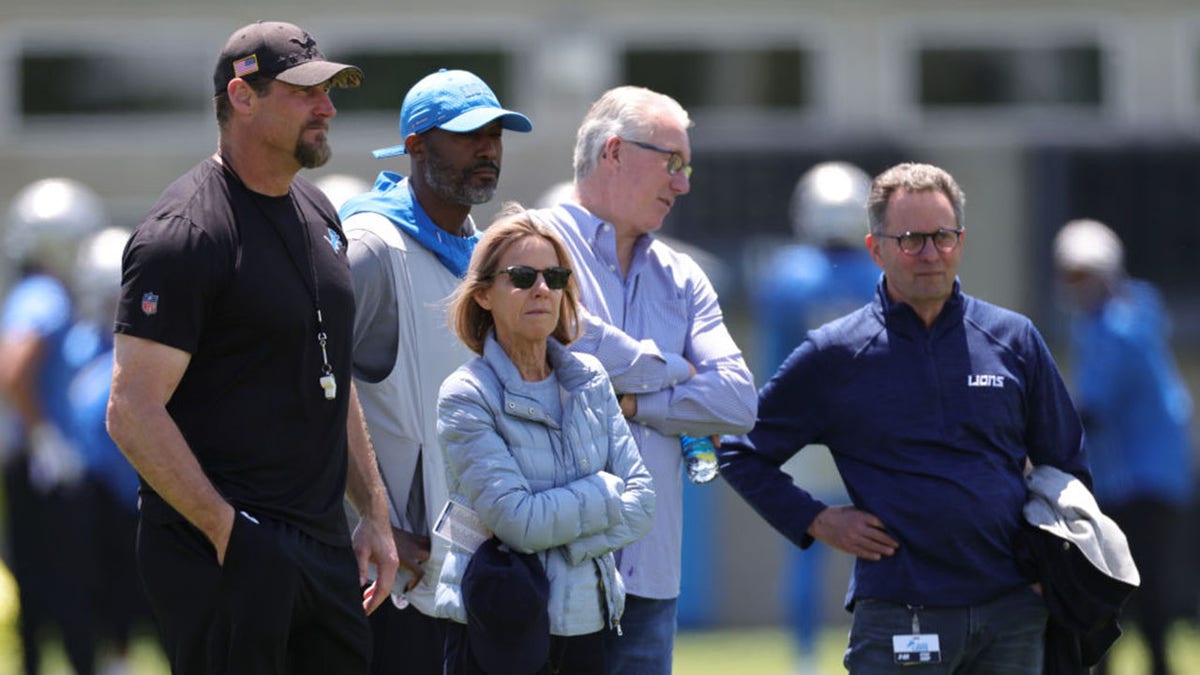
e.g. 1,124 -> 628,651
233,54 -> 259,77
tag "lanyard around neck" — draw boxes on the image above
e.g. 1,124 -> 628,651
220,158 -> 338,400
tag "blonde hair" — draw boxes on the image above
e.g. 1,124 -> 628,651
448,203 -> 582,355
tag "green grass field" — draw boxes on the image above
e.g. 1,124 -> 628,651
5,564 -> 1200,674
674,623 -> 1200,674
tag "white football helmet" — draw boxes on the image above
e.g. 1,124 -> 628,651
5,178 -> 109,281
1053,218 -> 1124,277
73,226 -> 131,327
788,162 -> 872,248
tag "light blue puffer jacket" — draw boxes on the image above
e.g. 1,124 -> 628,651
434,334 -> 655,636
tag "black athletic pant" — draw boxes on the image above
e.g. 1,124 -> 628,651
1095,497 -> 1185,675
4,455 -> 96,675
368,599 -> 449,674
136,508 -> 371,674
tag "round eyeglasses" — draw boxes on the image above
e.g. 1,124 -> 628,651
620,138 -> 693,178
876,228 -> 964,255
489,265 -> 572,290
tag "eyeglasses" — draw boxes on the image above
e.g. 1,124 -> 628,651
490,265 -> 572,290
621,138 -> 693,178
876,228 -> 964,255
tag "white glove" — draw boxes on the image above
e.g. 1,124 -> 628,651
28,422 -> 85,493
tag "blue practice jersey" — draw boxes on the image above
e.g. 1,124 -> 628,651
754,244 -> 880,374
0,275 -> 99,447
1070,279 -> 1194,506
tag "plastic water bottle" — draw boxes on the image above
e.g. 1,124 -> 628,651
681,435 -> 718,484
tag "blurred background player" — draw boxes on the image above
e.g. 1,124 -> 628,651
755,161 -> 879,368
1053,218 -> 1196,675
750,161 -> 878,674
68,225 -> 160,675
0,177 -> 108,674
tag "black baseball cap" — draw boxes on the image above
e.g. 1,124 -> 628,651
213,21 -> 362,96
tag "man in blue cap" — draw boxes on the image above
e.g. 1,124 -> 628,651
338,69 -> 532,674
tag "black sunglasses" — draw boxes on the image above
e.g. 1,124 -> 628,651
490,265 -> 572,290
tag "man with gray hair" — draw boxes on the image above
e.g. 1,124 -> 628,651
534,86 -> 758,674
719,162 -> 1091,673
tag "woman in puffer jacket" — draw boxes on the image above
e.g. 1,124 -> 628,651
435,205 -> 655,675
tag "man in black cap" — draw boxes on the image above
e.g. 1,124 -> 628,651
107,20 -> 398,674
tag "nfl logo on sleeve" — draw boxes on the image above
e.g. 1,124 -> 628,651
141,292 -> 159,316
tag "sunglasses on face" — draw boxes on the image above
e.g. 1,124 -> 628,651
490,265 -> 572,290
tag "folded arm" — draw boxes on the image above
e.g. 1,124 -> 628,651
564,388 -> 656,564
438,384 -> 627,554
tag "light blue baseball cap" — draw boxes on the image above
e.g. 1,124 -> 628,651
372,69 -> 532,159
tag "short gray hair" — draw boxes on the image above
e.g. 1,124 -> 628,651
867,163 -> 966,234
573,86 -> 691,182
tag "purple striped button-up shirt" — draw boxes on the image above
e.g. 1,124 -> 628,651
535,203 -> 757,599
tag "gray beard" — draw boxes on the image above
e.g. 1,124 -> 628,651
458,182 -> 496,205
423,153 -> 497,206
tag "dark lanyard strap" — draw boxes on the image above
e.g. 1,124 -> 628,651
221,158 -> 336,389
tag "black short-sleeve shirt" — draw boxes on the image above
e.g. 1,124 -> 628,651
116,158 -> 355,545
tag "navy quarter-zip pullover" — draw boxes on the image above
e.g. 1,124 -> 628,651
719,280 -> 1090,608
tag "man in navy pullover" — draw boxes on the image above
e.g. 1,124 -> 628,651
719,162 -> 1090,673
